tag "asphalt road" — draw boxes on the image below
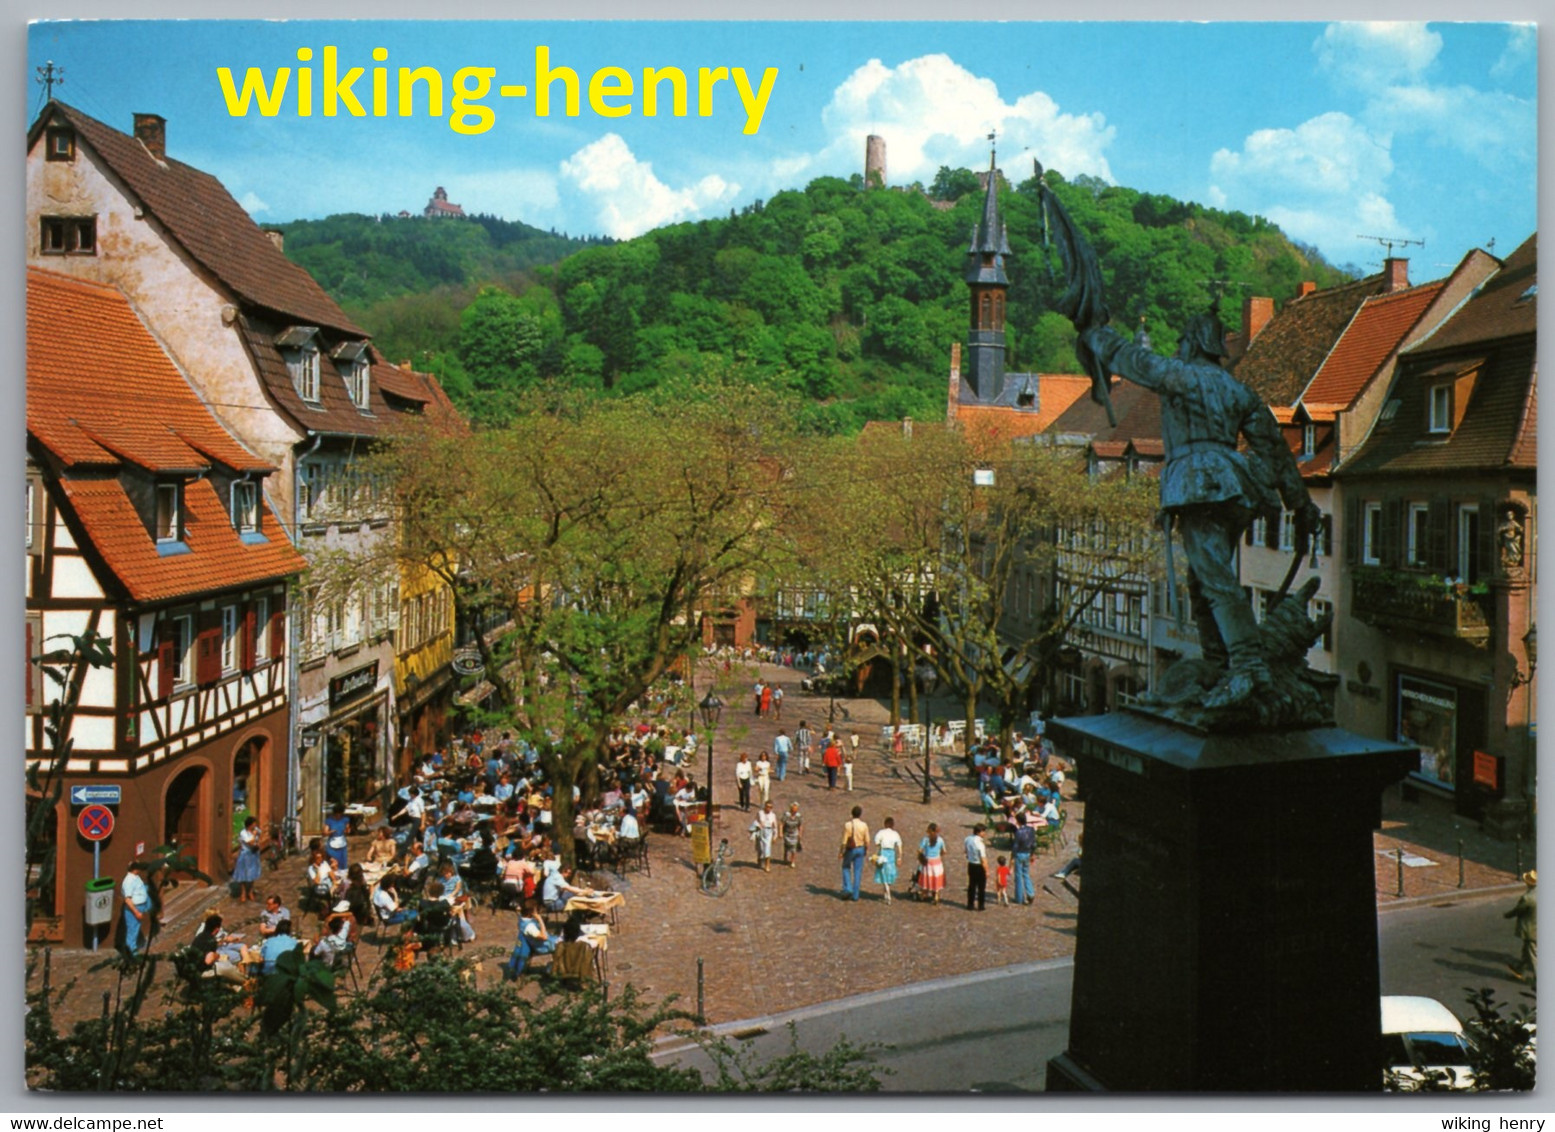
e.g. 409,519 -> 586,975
658,887 -> 1531,1093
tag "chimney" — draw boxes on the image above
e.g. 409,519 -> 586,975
1384,257 -> 1409,293
1242,296 -> 1275,344
1296,281 -> 1317,298
133,113 -> 166,160
947,342 -> 962,424
266,230 -> 284,253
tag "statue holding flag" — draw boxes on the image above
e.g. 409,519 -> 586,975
1038,163 -> 1327,723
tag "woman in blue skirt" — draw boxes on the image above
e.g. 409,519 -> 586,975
233,815 -> 263,902
324,803 -> 350,870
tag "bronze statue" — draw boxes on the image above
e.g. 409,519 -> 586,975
1082,317 -> 1322,712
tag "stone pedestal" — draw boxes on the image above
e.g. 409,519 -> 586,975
1044,711 -> 1417,1093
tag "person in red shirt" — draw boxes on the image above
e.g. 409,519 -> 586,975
822,739 -> 843,790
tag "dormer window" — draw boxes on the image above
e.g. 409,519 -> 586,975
231,480 -> 259,533
332,342 -> 372,410
45,127 -> 75,162
1302,424 -> 1316,458
277,326 -> 322,403
155,482 -> 182,543
1428,385 -> 1452,435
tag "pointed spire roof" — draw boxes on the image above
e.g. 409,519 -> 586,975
965,148 -> 1011,285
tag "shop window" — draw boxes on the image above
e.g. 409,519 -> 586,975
1397,675 -> 1457,787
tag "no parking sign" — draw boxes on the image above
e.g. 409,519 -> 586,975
77,804 -> 114,842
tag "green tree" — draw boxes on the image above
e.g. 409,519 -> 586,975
929,165 -> 982,202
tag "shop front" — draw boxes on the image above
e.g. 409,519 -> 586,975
299,659 -> 394,834
1394,670 -> 1490,819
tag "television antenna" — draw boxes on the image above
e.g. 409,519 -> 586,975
1356,234 -> 1424,257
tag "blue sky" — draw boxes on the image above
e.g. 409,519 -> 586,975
27,20 -> 1536,270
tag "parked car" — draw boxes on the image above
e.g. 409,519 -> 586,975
1382,995 -> 1475,1090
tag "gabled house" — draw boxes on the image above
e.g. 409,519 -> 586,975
1233,252 -> 1500,676
27,101 -> 460,834
1332,234 -> 1537,833
27,268 -> 307,943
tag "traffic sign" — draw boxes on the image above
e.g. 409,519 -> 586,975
69,785 -> 121,807
78,804 -> 114,842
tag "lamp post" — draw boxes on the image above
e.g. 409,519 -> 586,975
920,656 -> 938,805
699,690 -> 724,830
1511,623 -> 1537,814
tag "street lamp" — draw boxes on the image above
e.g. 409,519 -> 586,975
920,656 -> 938,805
699,690 -> 724,829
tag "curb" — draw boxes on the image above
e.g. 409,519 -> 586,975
654,882 -> 1526,1057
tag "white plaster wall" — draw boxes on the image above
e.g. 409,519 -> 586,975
27,140 -> 303,519
52,556 -> 104,600
53,512 -> 76,550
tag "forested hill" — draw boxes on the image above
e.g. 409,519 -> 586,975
283,171 -> 1350,431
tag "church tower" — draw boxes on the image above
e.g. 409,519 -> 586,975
964,149 -> 1011,402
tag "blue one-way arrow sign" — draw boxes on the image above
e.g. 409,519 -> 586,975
69,785 -> 121,807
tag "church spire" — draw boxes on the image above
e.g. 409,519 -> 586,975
963,142 -> 1010,401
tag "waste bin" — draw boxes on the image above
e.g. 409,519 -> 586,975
84,876 -> 116,926
690,821 -> 711,867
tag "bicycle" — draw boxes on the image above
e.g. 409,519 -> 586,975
264,816 -> 300,873
699,838 -> 733,897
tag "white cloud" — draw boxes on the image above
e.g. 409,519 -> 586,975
558,134 -> 738,239
810,54 -> 1114,186
1490,24 -> 1536,81
1314,22 -> 1442,89
237,190 -> 268,214
1367,84 -> 1535,169
1209,112 -> 1407,259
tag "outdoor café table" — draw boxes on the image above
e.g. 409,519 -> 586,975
579,923 -> 609,981
344,804 -> 378,833
564,891 -> 624,928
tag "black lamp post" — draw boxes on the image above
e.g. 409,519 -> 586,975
920,657 -> 938,805
699,690 -> 724,829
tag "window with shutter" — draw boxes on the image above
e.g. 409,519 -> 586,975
1476,497 -> 1498,578
242,605 -> 258,672
25,613 -> 41,712
196,619 -> 222,685
1345,499 -> 1359,564
1380,500 -> 1402,567
270,604 -> 286,661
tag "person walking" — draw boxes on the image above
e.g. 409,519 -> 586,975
1011,820 -> 1036,906
843,745 -> 855,792
873,817 -> 902,903
840,806 -> 869,901
734,752 -> 753,812
794,721 -> 813,775
772,730 -> 792,782
754,752 -> 773,806
1506,870 -> 1537,980
771,684 -> 784,720
918,823 -> 946,905
760,682 -> 773,718
752,801 -> 778,872
119,859 -> 152,956
965,824 -> 989,911
753,679 -> 765,716
822,737 -> 843,790
780,802 -> 804,869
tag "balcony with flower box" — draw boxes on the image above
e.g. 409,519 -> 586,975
1351,567 -> 1491,646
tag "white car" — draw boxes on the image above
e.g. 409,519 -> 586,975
1382,995 -> 1475,1090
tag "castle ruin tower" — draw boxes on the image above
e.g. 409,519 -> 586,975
963,148 -> 1010,402
865,135 -> 887,189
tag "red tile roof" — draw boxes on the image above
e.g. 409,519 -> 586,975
28,269 -> 270,475
1409,233 -> 1537,353
951,375 -> 1092,436
29,269 -> 306,602
1233,274 -> 1392,405
59,476 -> 305,603
33,102 -> 364,336
1300,281 -> 1446,408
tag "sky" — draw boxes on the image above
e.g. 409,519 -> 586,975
25,20 -> 1538,271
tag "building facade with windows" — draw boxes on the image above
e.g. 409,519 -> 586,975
26,268 -> 307,944
1332,235 -> 1537,833
26,101 -> 460,834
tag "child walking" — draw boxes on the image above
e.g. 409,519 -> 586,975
995,856 -> 1012,907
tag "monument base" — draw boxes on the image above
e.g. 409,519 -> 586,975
1043,711 -> 1416,1093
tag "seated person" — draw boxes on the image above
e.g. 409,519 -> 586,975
541,865 -> 592,913
618,809 -> 641,842
503,911 -> 556,979
259,919 -> 301,975
493,774 -> 515,803
1038,796 -> 1061,825
372,878 -> 417,926
258,894 -> 290,937
191,914 -> 246,983
310,915 -> 354,966
306,849 -> 340,904
365,827 -> 398,867
672,780 -> 698,834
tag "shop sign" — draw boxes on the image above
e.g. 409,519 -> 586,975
330,661 -> 379,708
451,648 -> 485,677
1472,750 -> 1501,792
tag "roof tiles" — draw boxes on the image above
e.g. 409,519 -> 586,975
1233,274 -> 1391,405
1300,282 -> 1446,408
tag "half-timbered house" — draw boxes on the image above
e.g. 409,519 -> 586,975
27,268 -> 307,944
